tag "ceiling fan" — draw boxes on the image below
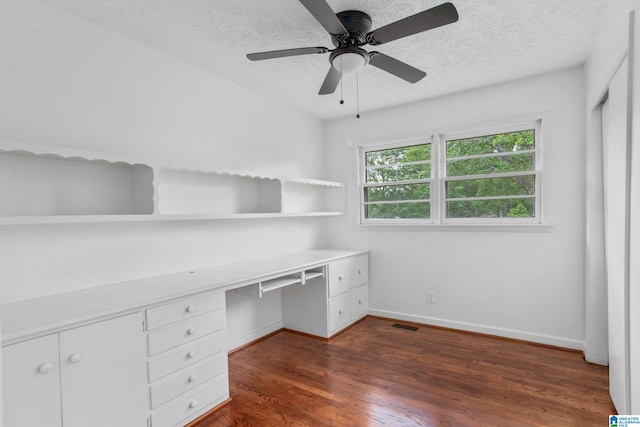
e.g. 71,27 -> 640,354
246,1 -> 459,96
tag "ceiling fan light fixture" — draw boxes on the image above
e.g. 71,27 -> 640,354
333,51 -> 367,74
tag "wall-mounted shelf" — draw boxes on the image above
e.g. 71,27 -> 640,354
281,179 -> 344,215
158,168 -> 281,215
0,140 -> 345,225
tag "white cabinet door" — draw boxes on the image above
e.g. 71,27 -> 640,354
59,313 -> 148,427
3,334 -> 62,427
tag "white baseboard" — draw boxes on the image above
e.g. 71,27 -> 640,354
226,320 -> 284,352
368,308 -> 584,351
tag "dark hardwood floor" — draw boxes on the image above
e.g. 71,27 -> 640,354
193,316 -> 615,426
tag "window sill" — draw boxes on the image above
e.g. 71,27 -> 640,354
356,223 -> 554,232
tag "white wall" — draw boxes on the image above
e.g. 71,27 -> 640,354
0,0 -> 327,346
325,67 -> 586,349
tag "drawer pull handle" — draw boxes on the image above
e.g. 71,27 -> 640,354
358,299 -> 362,304
189,401 -> 198,409
186,305 -> 195,313
188,375 -> 197,383
187,327 -> 196,335
338,309 -> 343,315
39,362 -> 54,373
69,353 -> 82,364
187,350 -> 197,359
358,269 -> 362,274
338,275 -> 343,281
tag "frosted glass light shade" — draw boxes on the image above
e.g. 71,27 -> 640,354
333,52 -> 366,74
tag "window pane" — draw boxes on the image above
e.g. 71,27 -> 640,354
365,183 -> 430,202
447,152 -> 534,177
446,130 -> 535,158
366,144 -> 430,167
446,175 -> 535,199
447,198 -> 535,218
366,202 -> 430,219
366,163 -> 431,183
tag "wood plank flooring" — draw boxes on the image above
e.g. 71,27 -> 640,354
193,317 -> 615,426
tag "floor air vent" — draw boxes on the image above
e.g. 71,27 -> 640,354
392,323 -> 419,331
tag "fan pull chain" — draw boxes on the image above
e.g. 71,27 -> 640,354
356,72 -> 360,119
339,56 -> 344,105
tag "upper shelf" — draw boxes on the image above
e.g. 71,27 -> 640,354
0,140 -> 345,225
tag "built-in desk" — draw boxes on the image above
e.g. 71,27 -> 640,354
1,249 -> 369,427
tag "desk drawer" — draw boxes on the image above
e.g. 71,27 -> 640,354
351,254 -> 368,288
329,292 -> 351,334
350,284 -> 368,320
146,290 -> 224,331
148,331 -> 225,382
328,258 -> 351,298
150,352 -> 227,409
151,374 -> 228,427
147,310 -> 224,356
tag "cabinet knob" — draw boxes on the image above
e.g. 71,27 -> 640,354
189,401 -> 198,409
188,375 -> 197,383
69,353 -> 82,364
186,305 -> 195,313
187,327 -> 196,335
38,362 -> 54,373
338,275 -> 343,281
338,309 -> 343,315
187,350 -> 197,359
358,299 -> 362,304
358,269 -> 362,274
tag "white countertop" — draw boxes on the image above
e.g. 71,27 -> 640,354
1,249 -> 367,344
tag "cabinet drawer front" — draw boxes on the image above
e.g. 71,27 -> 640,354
146,290 -> 224,331
351,254 -> 368,288
148,331 -> 225,382
150,353 -> 227,409
151,374 -> 229,427
329,292 -> 351,335
147,310 -> 225,356
350,284 -> 368,320
328,258 -> 351,298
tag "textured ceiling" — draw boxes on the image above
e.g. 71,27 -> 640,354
39,0 -> 608,120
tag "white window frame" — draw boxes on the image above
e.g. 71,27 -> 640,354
358,137 -> 434,225
357,118 -> 544,227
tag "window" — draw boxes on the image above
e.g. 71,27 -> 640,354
362,141 -> 432,220
358,120 -> 541,225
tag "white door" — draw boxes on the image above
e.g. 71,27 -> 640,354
602,57 -> 630,414
2,334 -> 62,427
59,312 -> 148,427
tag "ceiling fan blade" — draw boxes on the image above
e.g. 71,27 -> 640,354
247,47 -> 329,61
367,2 -> 459,45
319,66 -> 342,95
369,52 -> 426,83
299,0 -> 348,36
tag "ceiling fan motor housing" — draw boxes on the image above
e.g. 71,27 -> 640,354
332,10 -> 372,47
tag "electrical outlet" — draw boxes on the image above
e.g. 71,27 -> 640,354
427,290 -> 437,304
